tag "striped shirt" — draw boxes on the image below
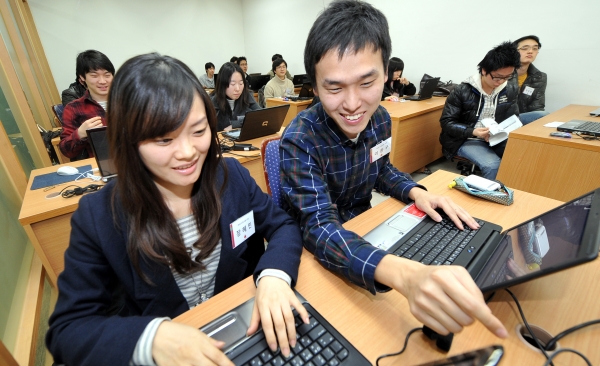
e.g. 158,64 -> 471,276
280,103 -> 423,294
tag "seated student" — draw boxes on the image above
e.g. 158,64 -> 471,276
382,56 -> 416,101
230,56 -> 238,63
264,58 -> 295,99
59,50 -> 114,161
440,42 -> 520,180
61,76 -> 86,106
280,0 -> 507,339
267,54 -> 293,81
511,35 -> 548,124
46,53 -> 306,366
211,62 -> 261,132
236,56 -> 252,88
199,62 -> 216,89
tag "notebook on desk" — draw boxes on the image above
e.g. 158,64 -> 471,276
363,189 -> 600,293
87,126 -> 117,183
557,119 -> 600,137
404,77 -> 440,101
200,291 -> 370,365
222,105 -> 289,142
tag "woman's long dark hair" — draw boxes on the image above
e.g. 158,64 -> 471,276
214,62 -> 251,118
386,56 -> 404,91
107,53 -> 225,283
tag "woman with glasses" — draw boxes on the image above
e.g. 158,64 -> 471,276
382,57 -> 416,101
211,62 -> 261,132
439,42 -> 521,180
264,58 -> 295,99
511,35 -> 549,124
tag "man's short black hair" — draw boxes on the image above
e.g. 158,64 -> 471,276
477,41 -> 521,74
205,62 -> 215,71
271,54 -> 282,62
230,56 -> 238,63
513,35 -> 542,49
304,0 -> 391,85
237,56 -> 247,64
75,50 -> 115,79
272,58 -> 287,73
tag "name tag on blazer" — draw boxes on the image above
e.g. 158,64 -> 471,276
230,210 -> 255,249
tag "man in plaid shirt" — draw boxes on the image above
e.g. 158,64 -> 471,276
280,0 -> 507,339
59,50 -> 114,160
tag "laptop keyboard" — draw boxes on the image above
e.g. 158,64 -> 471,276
286,96 -> 312,102
393,215 -> 486,266
576,121 -> 600,133
228,304 -> 369,366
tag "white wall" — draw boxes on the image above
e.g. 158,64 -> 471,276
31,0 -> 600,112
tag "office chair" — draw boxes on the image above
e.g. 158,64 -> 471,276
52,104 -> 65,127
260,136 -> 283,208
258,85 -> 267,108
451,155 -> 480,176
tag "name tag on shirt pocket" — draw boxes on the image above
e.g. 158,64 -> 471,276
523,86 -> 535,96
370,137 -> 392,163
230,210 -> 255,249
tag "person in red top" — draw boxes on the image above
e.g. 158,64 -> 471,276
59,50 -> 115,160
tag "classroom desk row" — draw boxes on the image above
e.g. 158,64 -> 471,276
176,170 -> 599,365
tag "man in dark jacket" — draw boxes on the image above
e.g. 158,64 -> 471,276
61,79 -> 87,106
511,35 -> 548,124
439,42 -> 521,180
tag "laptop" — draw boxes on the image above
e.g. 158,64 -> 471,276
292,74 -> 309,87
557,119 -> 600,137
222,104 -> 290,142
404,77 -> 440,101
363,189 -> 600,293
287,83 -> 315,101
87,126 -> 117,183
200,291 -> 370,365
249,74 -> 270,91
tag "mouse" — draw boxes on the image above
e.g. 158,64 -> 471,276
56,166 -> 80,176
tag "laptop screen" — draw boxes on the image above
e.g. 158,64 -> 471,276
475,191 -> 598,292
87,126 -> 117,180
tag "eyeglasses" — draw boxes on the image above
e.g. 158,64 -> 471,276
276,65 -> 286,70
518,46 -> 539,52
489,73 -> 513,81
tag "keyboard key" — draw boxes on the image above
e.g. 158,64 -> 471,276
328,359 -> 340,366
260,350 -> 273,362
300,349 -> 314,362
300,335 -> 312,347
271,356 -> 285,366
290,355 -> 305,365
308,325 -> 326,341
312,355 -> 327,366
329,341 -> 343,353
337,349 -> 349,360
309,343 -> 323,354
322,347 -> 335,360
249,356 -> 263,366
317,333 -> 334,347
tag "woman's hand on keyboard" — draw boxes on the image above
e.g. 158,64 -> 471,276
409,188 -> 479,230
249,276 -> 310,358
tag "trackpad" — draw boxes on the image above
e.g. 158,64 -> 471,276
388,214 -> 419,232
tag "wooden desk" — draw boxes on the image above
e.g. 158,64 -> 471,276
176,170 -> 599,365
381,97 -> 446,173
266,98 -> 313,127
18,158 -> 99,286
497,104 -> 600,202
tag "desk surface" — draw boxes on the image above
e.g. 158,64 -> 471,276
176,170 -> 599,365
497,104 -> 600,201
381,97 -> 446,121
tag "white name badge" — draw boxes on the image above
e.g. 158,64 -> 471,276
370,137 -> 392,163
523,86 -> 534,96
229,210 -> 256,249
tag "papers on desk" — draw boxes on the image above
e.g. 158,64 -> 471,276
543,122 -> 565,128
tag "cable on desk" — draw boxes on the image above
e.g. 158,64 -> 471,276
573,131 -> 600,141
544,319 -> 600,351
60,184 -> 103,198
485,291 -> 496,304
375,327 -> 422,366
504,288 -> 554,366
542,348 -> 592,366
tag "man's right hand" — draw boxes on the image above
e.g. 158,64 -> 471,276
472,127 -> 490,142
77,116 -> 103,139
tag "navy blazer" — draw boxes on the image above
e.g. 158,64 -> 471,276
46,158 -> 303,366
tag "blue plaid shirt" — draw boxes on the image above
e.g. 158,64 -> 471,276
280,103 -> 423,293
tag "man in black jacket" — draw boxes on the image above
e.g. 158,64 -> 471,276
61,78 -> 86,106
439,42 -> 521,180
511,35 -> 549,124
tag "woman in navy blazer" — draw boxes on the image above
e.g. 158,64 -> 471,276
46,54 -> 305,366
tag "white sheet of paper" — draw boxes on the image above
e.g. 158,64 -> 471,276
543,122 -> 565,128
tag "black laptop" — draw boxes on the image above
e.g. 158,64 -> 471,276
292,74 -> 310,87
222,105 -> 290,142
557,119 -> 600,137
287,83 -> 314,101
249,74 -> 270,91
363,189 -> 600,293
200,291 -> 370,365
404,77 -> 440,101
87,126 -> 117,183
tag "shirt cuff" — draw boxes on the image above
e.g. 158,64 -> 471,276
130,317 -> 170,366
255,269 -> 292,287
